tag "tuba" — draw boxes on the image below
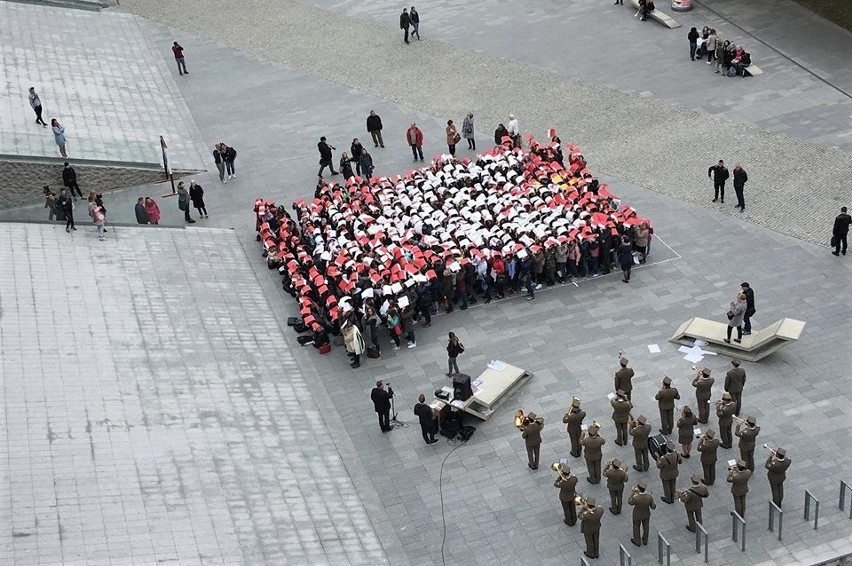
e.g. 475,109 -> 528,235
514,409 -> 526,431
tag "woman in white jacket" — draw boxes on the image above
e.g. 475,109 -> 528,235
341,314 -> 365,368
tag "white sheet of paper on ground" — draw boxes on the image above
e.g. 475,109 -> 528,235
451,399 -> 466,408
678,346 -> 693,354
648,344 -> 661,353
684,351 -> 705,363
694,427 -> 701,437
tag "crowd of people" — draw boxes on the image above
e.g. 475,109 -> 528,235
254,132 -> 652,365
688,26 -> 754,77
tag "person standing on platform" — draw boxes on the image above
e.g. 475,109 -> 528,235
399,8 -> 411,44
740,282 -> 756,335
57,188 -> 75,233
629,415 -> 651,471
521,413 -> 543,470
62,162 -> 83,200
172,41 -> 189,75
563,398 -> 586,458
676,406 -> 697,458
135,197 -> 149,224
554,464 -> 578,526
657,441 -> 681,504
371,380 -> 394,432
28,87 -> 47,126
366,110 -> 384,148
611,390 -> 632,446
579,498 -> 604,559
733,163 -> 748,212
406,123 -> 424,162
413,394 -> 439,444
462,113 -> 475,150
614,357 -> 634,401
604,459 -> 628,515
765,447 -> 791,507
678,474 -> 709,532
628,479 -> 655,547
655,376 -> 680,435
724,359 -> 746,415
724,293 -> 747,344
446,332 -> 464,376
736,415 -> 760,471
832,206 -> 851,256
697,429 -> 719,485
716,392 -> 736,448
213,144 -> 226,183
727,459 -> 752,517
581,423 -> 606,484
692,368 -> 714,423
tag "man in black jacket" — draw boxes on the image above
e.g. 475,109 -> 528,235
733,163 -> 748,212
366,110 -> 384,148
832,206 -> 851,256
740,282 -> 756,334
400,8 -> 411,43
707,160 -> 729,203
62,162 -> 83,199
57,188 -> 76,233
317,137 -> 338,177
414,394 -> 439,444
371,380 -> 394,432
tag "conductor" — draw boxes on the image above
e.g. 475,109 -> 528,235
371,380 -> 394,432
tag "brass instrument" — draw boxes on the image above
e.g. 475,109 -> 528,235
628,413 -> 636,426
574,493 -> 587,506
762,443 -> 777,457
552,462 -> 571,477
733,416 -> 749,426
675,489 -> 687,499
591,420 -> 602,430
514,409 -> 526,431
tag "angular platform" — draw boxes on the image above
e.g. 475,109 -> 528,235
669,316 -> 806,362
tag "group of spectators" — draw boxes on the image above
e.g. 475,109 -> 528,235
688,26 -> 753,77
254,133 -> 652,365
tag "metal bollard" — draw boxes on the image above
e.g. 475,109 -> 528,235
731,511 -> 746,552
804,490 -> 820,530
657,532 -> 671,566
768,501 -> 783,541
619,543 -> 632,566
840,481 -> 852,519
695,522 -> 709,563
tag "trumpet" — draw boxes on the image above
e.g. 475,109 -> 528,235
675,489 -> 688,499
733,416 -> 750,426
763,443 -> 778,457
628,413 -> 635,425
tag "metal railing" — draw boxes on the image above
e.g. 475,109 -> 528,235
768,501 -> 783,541
657,532 -> 671,566
619,543 -> 632,566
804,490 -> 820,530
840,481 -> 852,519
731,511 -> 746,552
695,522 -> 709,563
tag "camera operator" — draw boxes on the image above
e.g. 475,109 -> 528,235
371,380 -> 394,432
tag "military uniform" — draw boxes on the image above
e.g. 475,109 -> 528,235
727,461 -> 752,517
581,426 -> 606,484
692,369 -> 714,423
628,482 -> 656,546
629,415 -> 651,471
735,417 -> 760,471
655,377 -> 680,435
716,394 -> 736,449
522,414 -> 543,470
678,475 -> 709,532
615,359 -> 635,401
554,469 -> 579,525
657,442 -> 682,504
765,449 -> 791,507
724,361 -> 746,415
611,392 -> 632,446
579,499 -> 604,559
604,459 -> 628,515
562,400 -> 586,458
697,430 -> 720,485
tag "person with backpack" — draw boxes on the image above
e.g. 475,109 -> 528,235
223,144 -> 237,179
446,332 -> 465,376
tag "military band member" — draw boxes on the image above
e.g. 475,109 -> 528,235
629,414 -> 651,471
676,406 -> 697,458
628,479 -> 656,547
554,464 -> 579,525
657,440 -> 682,504
615,357 -> 635,401
522,412 -> 543,470
716,392 -> 736,449
724,359 -> 746,415
727,459 -> 752,517
611,390 -> 632,446
604,458 -> 628,515
579,497 -> 604,559
765,447 -> 791,507
696,429 -> 720,485
581,423 -> 606,484
655,376 -> 680,435
563,398 -> 586,458
678,474 -> 709,532
692,368 -> 714,423
735,415 -> 760,471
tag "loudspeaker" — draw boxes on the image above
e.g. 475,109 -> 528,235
453,373 -> 473,401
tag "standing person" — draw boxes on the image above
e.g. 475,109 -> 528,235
213,144 -> 226,183
553,465 -> 578,526
358,148 -> 374,179
655,376 -> 680,435
692,368 -> 714,423
445,120 -> 459,156
628,480 -> 656,546
831,206 -> 851,256
581,423 -> 606,484
578,498 -> 604,559
614,357 -> 634,401
89,195 -> 107,241
341,314 -> 365,368
657,441 -> 682,504
62,162 -> 83,199
446,332 -> 464,376
629,415 -> 651,471
386,306 -> 402,350
43,187 -> 57,221
494,123 -> 509,145
724,360 -> 746,415
172,41 -> 188,75
28,87 -> 47,126
727,460 -> 752,517
366,110 -> 384,148
370,380 -> 394,432
707,160 -> 729,203
604,459 -> 628,515
765,447 -> 791,507
740,282 -> 756,335
724,293 -> 747,344
678,475 -> 709,532
409,6 -> 421,39
716,392 -> 736,448
618,235 -> 633,283
705,28 -> 717,64
135,197 -> 149,224
400,8 -> 411,44
697,429 -> 720,485
506,114 -> 520,148
350,138 -> 365,175
51,118 -> 67,158
563,398 -> 586,458
735,415 -> 760,471
317,137 -> 338,177
732,163 -> 748,212
57,188 -> 75,232
189,180 -> 208,219
676,406 -> 697,458
633,222 -> 650,263
177,181 -> 195,224
611,390 -> 632,447
406,123 -> 424,161
521,413 -> 542,470
223,144 -> 237,179
339,152 -> 354,180
145,197 -> 161,225
688,27 -> 699,60
462,113 -> 475,150
414,394 -> 439,444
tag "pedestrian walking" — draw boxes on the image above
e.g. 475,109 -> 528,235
57,188 -> 76,232
618,235 -> 633,283
400,8 -> 411,44
724,293 -> 747,344
733,163 -> 748,211
88,194 -> 107,241
410,6 -> 421,39
358,148 -> 374,179
707,160 -> 729,202
213,144 -> 226,183
51,118 -> 67,158
177,181 -> 195,223
366,110 -> 384,148
832,206 -> 851,256
688,27 -> 699,60
223,144 -> 237,179
28,87 -> 47,126
370,380 -> 394,432
462,113 -> 475,150
317,137 -> 339,177
406,122 -> 424,161
172,41 -> 189,75
62,162 -> 83,199
446,331 -> 464,376
135,197 -> 149,224
446,120 -> 459,156
414,394 -> 439,444
189,180 -> 208,218
740,282 -> 755,334
43,186 -> 57,221
145,197 -> 161,224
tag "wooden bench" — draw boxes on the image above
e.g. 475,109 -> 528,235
669,317 -> 805,362
626,0 -> 682,29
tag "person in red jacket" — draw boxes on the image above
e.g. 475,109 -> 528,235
407,122 -> 424,161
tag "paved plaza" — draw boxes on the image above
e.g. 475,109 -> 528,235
0,1 -> 851,565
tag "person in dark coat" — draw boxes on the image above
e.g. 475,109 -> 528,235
62,162 -> 83,199
57,188 -> 76,232
350,138 -> 365,175
707,160 -> 729,203
494,124 -> 509,145
135,197 -> 149,224
832,206 -> 851,256
189,180 -> 208,218
317,137 -> 338,177
366,110 -> 384,148
732,163 -> 748,212
371,380 -> 394,432
618,236 -> 634,283
359,149 -> 374,179
339,152 -> 354,180
399,8 -> 411,43
740,282 -> 755,334
414,394 -> 439,444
